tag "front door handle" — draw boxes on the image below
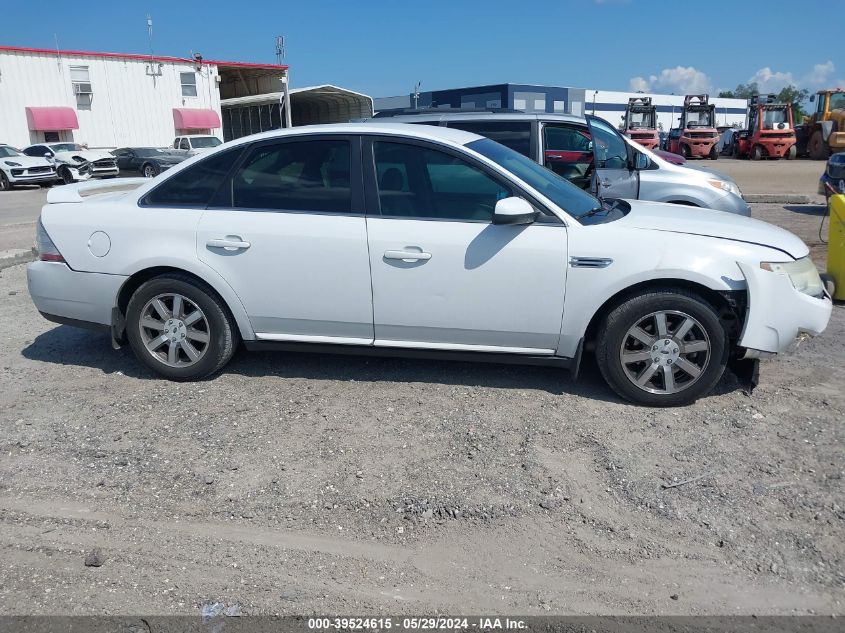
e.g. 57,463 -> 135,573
384,250 -> 432,262
207,237 -> 251,251
600,179 -> 612,187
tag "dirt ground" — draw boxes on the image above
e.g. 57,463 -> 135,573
0,198 -> 842,617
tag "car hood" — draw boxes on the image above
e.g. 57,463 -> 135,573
617,200 -> 808,259
52,150 -> 113,162
1,154 -> 53,168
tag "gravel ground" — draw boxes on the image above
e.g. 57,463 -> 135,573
0,202 -> 842,617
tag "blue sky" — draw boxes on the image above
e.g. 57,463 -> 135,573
2,0 -> 841,98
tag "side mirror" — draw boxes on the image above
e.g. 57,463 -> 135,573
493,197 -> 537,226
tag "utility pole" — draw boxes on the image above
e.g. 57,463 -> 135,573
275,36 -> 292,128
413,81 -> 421,109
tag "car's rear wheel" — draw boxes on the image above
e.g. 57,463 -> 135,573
126,274 -> 236,380
0,171 -> 11,191
595,289 -> 728,407
143,163 -> 159,178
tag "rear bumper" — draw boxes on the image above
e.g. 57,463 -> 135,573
737,261 -> 832,356
27,261 -> 126,328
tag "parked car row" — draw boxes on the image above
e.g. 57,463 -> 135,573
0,135 -> 221,190
27,122 -> 831,407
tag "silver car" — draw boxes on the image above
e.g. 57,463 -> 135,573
373,111 -> 750,215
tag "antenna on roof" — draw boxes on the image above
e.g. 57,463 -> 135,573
275,36 -> 286,65
145,14 -> 162,77
146,14 -> 154,56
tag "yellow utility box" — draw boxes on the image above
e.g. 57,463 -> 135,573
830,194 -> 845,300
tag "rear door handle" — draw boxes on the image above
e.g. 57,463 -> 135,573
207,237 -> 251,251
384,250 -> 432,262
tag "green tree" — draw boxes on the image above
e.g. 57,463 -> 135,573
775,85 -> 810,121
719,82 -> 759,99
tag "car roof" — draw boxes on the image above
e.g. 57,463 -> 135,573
223,122 -> 484,147
373,112 -> 587,125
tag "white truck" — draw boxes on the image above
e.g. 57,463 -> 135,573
171,135 -> 222,156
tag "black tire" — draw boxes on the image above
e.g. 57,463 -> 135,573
709,146 -> 719,160
0,171 -> 10,191
59,166 -> 75,185
125,274 -> 237,380
595,288 -> 729,407
786,145 -> 797,160
809,131 -> 829,160
751,145 -> 763,161
142,163 -> 159,178
680,144 -> 690,159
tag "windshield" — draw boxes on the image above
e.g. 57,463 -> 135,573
763,109 -> 788,126
135,148 -> 169,157
627,111 -> 654,129
829,93 -> 845,111
467,137 -> 601,221
49,143 -> 85,152
0,146 -> 23,158
191,137 -> 222,149
686,110 -> 713,128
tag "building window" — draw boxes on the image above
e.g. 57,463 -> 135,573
181,72 -> 198,97
70,66 -> 92,108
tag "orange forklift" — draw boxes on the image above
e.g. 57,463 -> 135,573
667,94 -> 719,160
622,97 -> 660,150
734,94 -> 797,160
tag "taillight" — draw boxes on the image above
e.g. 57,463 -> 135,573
36,219 -> 65,263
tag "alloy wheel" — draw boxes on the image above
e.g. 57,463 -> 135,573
619,310 -> 711,395
144,165 -> 156,178
138,293 -> 211,368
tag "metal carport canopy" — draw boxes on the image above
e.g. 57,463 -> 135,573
220,85 -> 373,126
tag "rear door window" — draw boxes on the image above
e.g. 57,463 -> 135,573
542,124 -> 594,190
230,139 -> 352,213
445,120 -> 532,157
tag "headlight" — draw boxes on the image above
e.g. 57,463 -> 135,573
708,179 -> 742,197
4,161 -> 22,167
761,257 -> 825,297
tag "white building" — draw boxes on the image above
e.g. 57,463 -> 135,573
0,44 -> 292,149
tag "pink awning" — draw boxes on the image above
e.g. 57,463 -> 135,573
26,107 -> 79,131
172,108 -> 221,130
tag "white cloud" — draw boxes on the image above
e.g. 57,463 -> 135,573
748,67 -> 795,93
747,61 -> 836,93
627,66 -> 712,95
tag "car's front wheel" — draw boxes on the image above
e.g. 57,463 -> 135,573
0,171 -> 11,191
125,274 -> 236,380
595,289 -> 728,406
59,167 -> 75,185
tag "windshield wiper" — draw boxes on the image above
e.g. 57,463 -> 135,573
578,199 -> 619,220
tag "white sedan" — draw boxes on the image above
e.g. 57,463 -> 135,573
27,124 -> 832,406
0,144 -> 57,190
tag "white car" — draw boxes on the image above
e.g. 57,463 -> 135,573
171,135 -> 223,156
23,143 -> 119,184
0,144 -> 57,190
27,124 -> 832,406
